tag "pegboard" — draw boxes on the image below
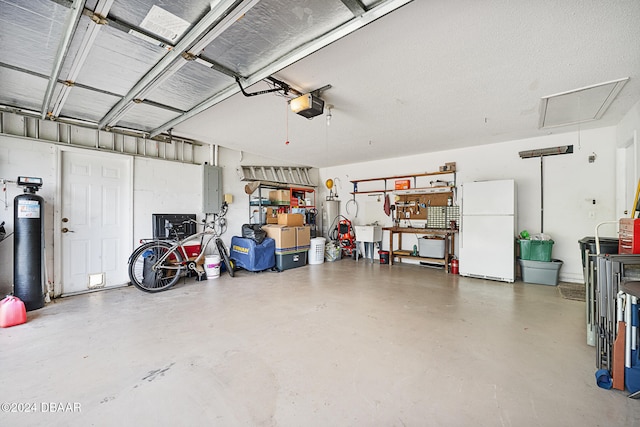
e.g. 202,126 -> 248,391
396,192 -> 453,221
426,206 -> 460,229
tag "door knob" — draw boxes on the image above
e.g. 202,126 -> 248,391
62,228 -> 74,233
62,218 -> 69,222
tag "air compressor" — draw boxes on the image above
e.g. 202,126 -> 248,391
14,176 -> 45,311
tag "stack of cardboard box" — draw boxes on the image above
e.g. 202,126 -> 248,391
262,213 -> 310,271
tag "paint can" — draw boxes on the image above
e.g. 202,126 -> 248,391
204,255 -> 221,279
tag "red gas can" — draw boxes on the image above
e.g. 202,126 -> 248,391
0,296 -> 27,328
450,258 -> 459,275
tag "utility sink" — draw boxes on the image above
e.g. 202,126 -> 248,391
354,225 -> 383,242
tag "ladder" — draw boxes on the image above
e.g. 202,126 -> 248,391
237,165 -> 315,187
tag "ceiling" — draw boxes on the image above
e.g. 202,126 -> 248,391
1,1 -> 639,168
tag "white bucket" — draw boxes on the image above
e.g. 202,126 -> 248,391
204,255 -> 221,279
252,207 -> 266,224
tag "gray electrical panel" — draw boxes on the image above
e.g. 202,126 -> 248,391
202,165 -> 223,213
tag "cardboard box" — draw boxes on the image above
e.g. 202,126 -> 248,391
395,179 -> 410,190
440,162 -> 457,172
261,225 -> 296,253
295,226 -> 311,250
266,207 -> 279,224
277,213 -> 304,226
269,190 -> 290,203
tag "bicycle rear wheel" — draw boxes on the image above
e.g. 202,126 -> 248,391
215,238 -> 235,277
128,241 -> 184,292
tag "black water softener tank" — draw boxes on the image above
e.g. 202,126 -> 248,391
14,177 -> 45,311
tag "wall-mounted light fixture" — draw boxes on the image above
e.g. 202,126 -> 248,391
518,145 -> 574,159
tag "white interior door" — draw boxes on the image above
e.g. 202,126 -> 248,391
60,150 -> 132,295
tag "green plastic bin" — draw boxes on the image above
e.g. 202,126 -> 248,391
519,239 -> 554,262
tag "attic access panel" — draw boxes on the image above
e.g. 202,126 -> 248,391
539,78 -> 629,128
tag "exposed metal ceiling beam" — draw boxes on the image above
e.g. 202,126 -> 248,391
340,0 -> 366,17
105,14 -> 174,49
50,0 -> 116,118
0,61 -> 184,115
98,0 -> 260,130
150,0 -> 414,138
40,0 -> 86,119
0,104 -> 199,146
194,55 -> 238,78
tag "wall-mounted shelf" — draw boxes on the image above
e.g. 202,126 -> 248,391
248,183 -> 315,226
349,170 -> 456,195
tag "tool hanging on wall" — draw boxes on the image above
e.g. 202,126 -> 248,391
1,178 -> 17,210
630,178 -> 640,218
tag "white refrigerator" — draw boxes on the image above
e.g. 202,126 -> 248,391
459,179 -> 516,282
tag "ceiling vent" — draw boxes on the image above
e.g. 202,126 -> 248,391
538,77 -> 629,129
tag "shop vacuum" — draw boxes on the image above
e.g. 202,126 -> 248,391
13,176 -> 45,311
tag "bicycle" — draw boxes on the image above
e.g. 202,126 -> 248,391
127,202 -> 235,292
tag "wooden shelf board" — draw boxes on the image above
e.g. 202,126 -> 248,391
350,170 -> 455,184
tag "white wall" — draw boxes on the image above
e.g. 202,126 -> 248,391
132,157 -> 203,246
0,135 -> 56,296
0,113 -> 212,296
319,127 -> 620,283
0,118 -> 319,296
2,101 -> 638,291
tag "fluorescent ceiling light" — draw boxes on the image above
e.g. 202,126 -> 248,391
539,78 -> 629,129
519,145 -> 574,159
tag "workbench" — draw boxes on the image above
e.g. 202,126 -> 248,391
383,227 -> 456,271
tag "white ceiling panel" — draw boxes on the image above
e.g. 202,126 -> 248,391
59,85 -> 122,122
74,20 -> 169,95
0,67 -> 48,110
147,60 -> 232,111
0,0 -> 67,74
203,0 -> 354,76
116,102 -> 183,132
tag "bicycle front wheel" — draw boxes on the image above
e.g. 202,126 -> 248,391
128,241 -> 184,292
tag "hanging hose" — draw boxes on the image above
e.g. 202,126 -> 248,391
345,198 -> 359,217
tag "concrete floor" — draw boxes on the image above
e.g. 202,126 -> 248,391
1,259 -> 639,426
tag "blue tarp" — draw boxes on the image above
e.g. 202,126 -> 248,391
230,236 -> 275,272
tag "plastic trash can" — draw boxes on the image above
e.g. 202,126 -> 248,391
578,236 -> 619,268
